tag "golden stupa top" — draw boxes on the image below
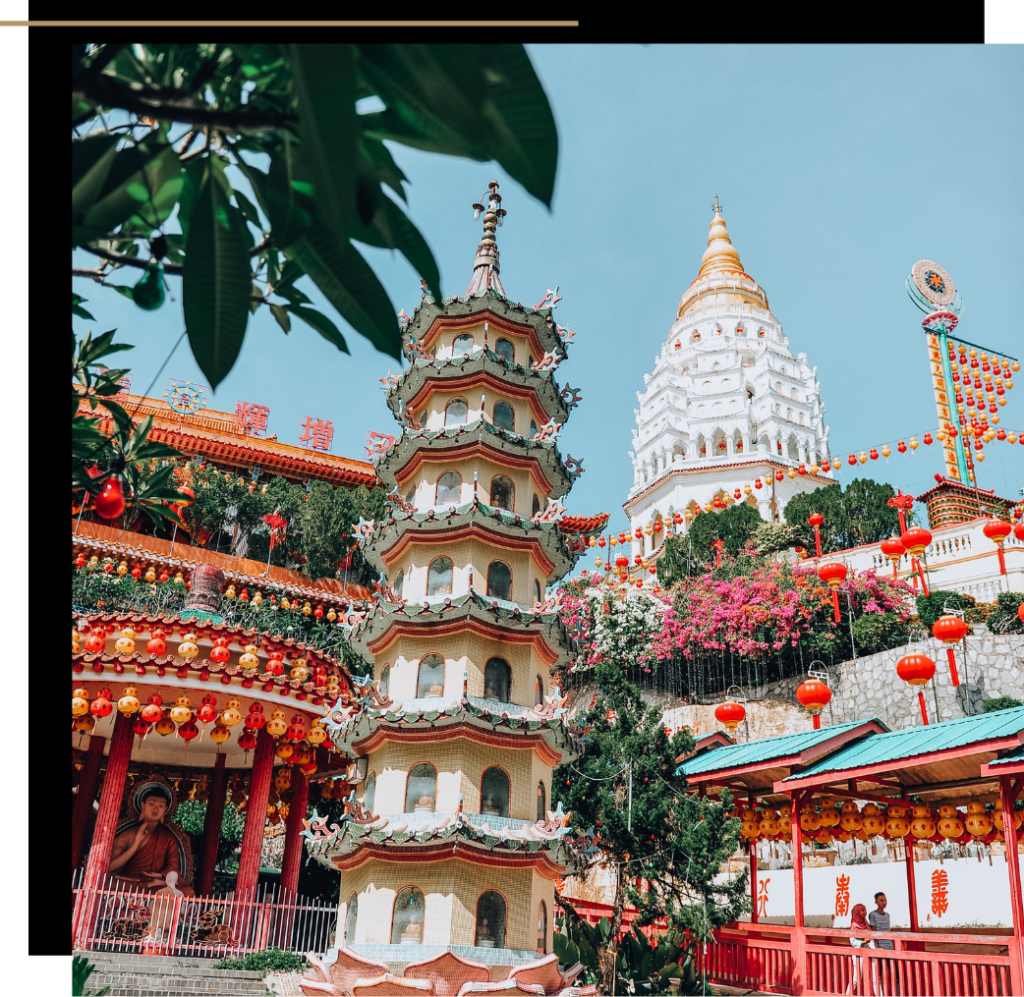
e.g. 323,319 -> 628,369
698,195 -> 743,277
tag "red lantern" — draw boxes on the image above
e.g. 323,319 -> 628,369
817,562 -> 848,623
74,553 -> 87,568
140,693 -> 164,723
900,527 -> 933,596
754,478 -> 763,489
84,632 -> 106,654
210,638 -> 231,664
879,536 -> 905,582
245,704 -> 267,730
932,615 -> 968,686
848,453 -> 857,466
94,476 -> 126,519
775,471 -> 784,481
715,700 -> 746,733
133,718 -> 151,737
90,690 -> 113,717
869,448 -> 879,460
615,556 -> 629,569
130,565 -> 142,579
158,570 -> 169,583
808,513 -> 824,556
923,433 -> 933,445
897,440 -> 907,453
897,654 -> 936,725
795,680 -> 832,729
982,520 -> 1012,575
798,463 -> 807,476
238,731 -> 257,752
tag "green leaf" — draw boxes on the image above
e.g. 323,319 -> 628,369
72,294 -> 95,320
357,44 -> 557,206
240,143 -> 314,249
285,221 -> 399,358
182,163 -> 255,388
286,43 -> 356,242
71,135 -> 119,245
351,192 -> 440,299
233,189 -> 263,230
269,303 -> 291,334
177,157 -> 208,248
288,305 -> 349,353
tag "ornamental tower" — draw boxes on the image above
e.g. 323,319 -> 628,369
624,197 -> 833,557
309,184 -> 586,982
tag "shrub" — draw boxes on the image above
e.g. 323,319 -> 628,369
982,696 -> 1023,713
915,590 -> 978,630
850,612 -> 909,656
985,591 -> 1024,634
212,948 -> 308,973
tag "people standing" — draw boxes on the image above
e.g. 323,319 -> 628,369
868,892 -> 894,949
846,904 -> 875,995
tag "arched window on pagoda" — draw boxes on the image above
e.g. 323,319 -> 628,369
405,763 -> 437,813
363,772 -> 376,813
532,493 -> 541,516
391,887 -> 426,944
536,780 -> 546,821
475,891 -> 507,948
495,338 -> 515,363
535,675 -> 544,706
435,470 -> 462,506
483,657 -> 511,701
534,579 -> 543,605
487,560 -> 512,602
416,654 -> 445,698
345,893 -> 359,943
453,333 -> 474,357
490,476 -> 514,511
445,398 -> 469,427
493,401 -> 515,432
480,768 -> 510,818
379,664 -> 390,698
537,900 -> 548,953
393,571 -> 403,597
427,556 -> 453,596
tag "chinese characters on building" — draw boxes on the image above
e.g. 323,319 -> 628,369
235,401 -> 270,437
931,869 -> 949,917
756,878 -> 770,918
365,430 -> 397,460
299,417 -> 334,452
835,874 -> 850,917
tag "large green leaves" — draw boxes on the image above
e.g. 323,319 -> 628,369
358,44 -> 557,206
182,162 -> 254,387
286,221 -> 399,358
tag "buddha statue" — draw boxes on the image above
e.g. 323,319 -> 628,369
415,791 -> 434,811
401,918 -> 423,943
481,791 -> 500,817
477,917 -> 494,947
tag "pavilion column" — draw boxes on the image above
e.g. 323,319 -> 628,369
75,712 -> 134,948
72,734 -> 106,871
196,753 -> 227,896
280,770 -> 310,896
904,835 -> 920,932
789,791 -> 808,996
748,838 -> 758,924
999,776 -> 1024,995
236,727 -> 275,897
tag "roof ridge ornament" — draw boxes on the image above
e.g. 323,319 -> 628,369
466,181 -> 507,297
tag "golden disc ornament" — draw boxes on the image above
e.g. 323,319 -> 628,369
911,259 -> 957,308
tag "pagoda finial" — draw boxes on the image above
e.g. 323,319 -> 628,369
698,193 -> 743,278
465,181 -> 508,296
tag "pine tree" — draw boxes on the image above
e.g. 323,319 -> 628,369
555,657 -> 748,993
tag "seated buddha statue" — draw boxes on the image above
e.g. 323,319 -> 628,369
476,918 -> 494,947
415,792 -> 434,811
401,919 -> 423,943
481,791 -> 500,817
108,787 -> 193,895
426,681 -> 443,696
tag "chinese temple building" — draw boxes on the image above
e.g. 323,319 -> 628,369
625,197 -> 833,558
298,183 -> 599,993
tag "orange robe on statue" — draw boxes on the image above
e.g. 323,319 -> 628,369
110,823 -> 192,894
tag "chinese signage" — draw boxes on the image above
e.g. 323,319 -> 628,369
235,401 -> 270,437
299,417 -> 334,452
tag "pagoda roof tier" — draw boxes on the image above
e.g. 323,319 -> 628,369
346,592 -> 577,674
403,291 -> 570,366
385,348 -> 570,427
72,519 -> 374,607
302,807 -> 574,871
324,696 -> 578,766
360,499 -> 577,585
373,419 -> 576,501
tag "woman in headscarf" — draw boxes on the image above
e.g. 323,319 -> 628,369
847,904 -> 876,995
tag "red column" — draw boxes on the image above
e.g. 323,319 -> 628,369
281,770 -> 310,896
999,777 -> 1024,996
790,791 -> 808,996
749,837 -> 758,924
75,712 -> 134,948
904,835 -> 920,932
72,734 -> 106,871
236,727 -> 275,897
196,753 -> 227,896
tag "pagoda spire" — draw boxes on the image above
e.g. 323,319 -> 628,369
698,193 -> 744,277
465,180 -> 507,296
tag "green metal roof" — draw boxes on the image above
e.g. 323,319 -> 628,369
677,718 -> 886,778
782,706 -> 1024,782
988,743 -> 1024,767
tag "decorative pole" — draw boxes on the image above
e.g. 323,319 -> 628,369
808,513 -> 823,558
887,490 -> 914,535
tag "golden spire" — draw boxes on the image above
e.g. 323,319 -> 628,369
466,181 -> 507,296
698,194 -> 743,277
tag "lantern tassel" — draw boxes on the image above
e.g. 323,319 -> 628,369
891,562 -> 898,583
912,556 -> 930,598
946,647 -> 960,687
812,712 -> 821,730
996,544 -> 1007,575
814,528 -> 822,558
918,690 -> 930,726
831,589 -> 841,624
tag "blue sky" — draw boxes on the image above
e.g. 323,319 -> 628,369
73,44 -> 1024,544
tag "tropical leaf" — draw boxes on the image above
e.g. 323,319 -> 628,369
288,305 -> 349,353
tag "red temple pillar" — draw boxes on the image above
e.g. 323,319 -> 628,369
790,791 -> 808,996
999,776 -> 1024,996
196,753 -> 227,896
904,836 -> 920,933
72,734 -> 106,871
236,727 -> 275,897
281,770 -> 310,897
74,712 -> 134,948
749,837 -> 758,924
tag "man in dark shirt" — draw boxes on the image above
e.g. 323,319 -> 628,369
868,891 -> 894,950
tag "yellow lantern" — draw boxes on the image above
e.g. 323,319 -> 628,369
964,802 -> 992,838
174,572 -> 185,585
938,812 -> 964,838
609,535 -> 618,546
834,831 -> 853,843
155,715 -> 177,736
857,451 -> 867,464
740,818 -> 760,839
210,723 -> 231,745
306,723 -> 327,745
144,567 -> 156,583
759,811 -> 779,837
886,804 -> 906,818
302,602 -> 312,616
170,696 -> 192,725
294,744 -> 313,766
266,709 -> 288,738
72,688 -> 90,717
326,607 -> 336,621
881,445 -> 891,458
290,659 -> 309,683
818,800 -> 841,827
799,807 -> 820,833
910,804 -> 936,839
239,645 -> 260,669
220,698 -> 243,727
177,633 -> 200,659
777,812 -> 793,836
863,813 -> 886,836
75,714 -> 96,733
909,437 -> 919,450
225,585 -> 236,599
886,815 -> 910,838
118,685 -> 141,715
787,468 -> 797,479
839,807 -> 862,833
276,741 -> 294,760
117,561 -> 128,577
816,828 -> 834,845
115,627 -> 137,654
252,592 -> 263,606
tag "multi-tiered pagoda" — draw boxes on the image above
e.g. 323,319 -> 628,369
302,184 -> 598,993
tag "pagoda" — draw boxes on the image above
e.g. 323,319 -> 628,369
303,184 -> 595,989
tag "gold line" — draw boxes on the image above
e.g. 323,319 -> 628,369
2,20 -> 579,26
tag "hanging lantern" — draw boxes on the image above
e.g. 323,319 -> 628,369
90,689 -> 113,718
146,631 -> 168,656
239,644 -> 260,669
714,700 -> 746,733
759,811 -> 779,837
862,804 -> 886,836
306,722 -> 327,745
931,614 -> 969,686
816,562 -> 848,623
910,805 -> 936,839
799,806 -> 821,833
275,741 -> 295,760
132,718 -> 152,737
75,714 -> 96,734
72,688 -> 91,717
795,680 -> 832,729
896,654 -> 936,725
964,802 -> 992,838
177,633 -> 200,660
775,471 -> 784,481
221,698 -> 243,726
179,721 -> 199,743
152,713 -> 175,736
808,512 -> 824,557
900,527 -> 933,596
937,808 -> 964,839
141,694 -> 164,724
266,652 -> 285,677
982,520 -> 1013,575
117,686 -> 141,715
818,800 -> 841,827
290,658 -> 309,683
238,731 -> 257,753
839,803 -> 863,833
245,703 -> 267,730
831,457 -> 842,469
879,536 -> 905,582
266,709 -> 288,738
196,695 -> 219,724
886,810 -> 911,838
94,476 -> 127,519
169,695 -> 193,725
210,638 -> 231,664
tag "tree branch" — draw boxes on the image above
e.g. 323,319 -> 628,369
81,235 -> 272,276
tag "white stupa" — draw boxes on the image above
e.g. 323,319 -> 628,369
624,197 -> 833,557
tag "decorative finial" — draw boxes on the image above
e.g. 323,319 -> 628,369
713,193 -> 721,214
698,195 -> 742,278
465,181 -> 508,296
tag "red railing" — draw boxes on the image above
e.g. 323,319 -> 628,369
699,922 -> 1019,997
71,870 -> 336,959
556,896 -> 668,941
